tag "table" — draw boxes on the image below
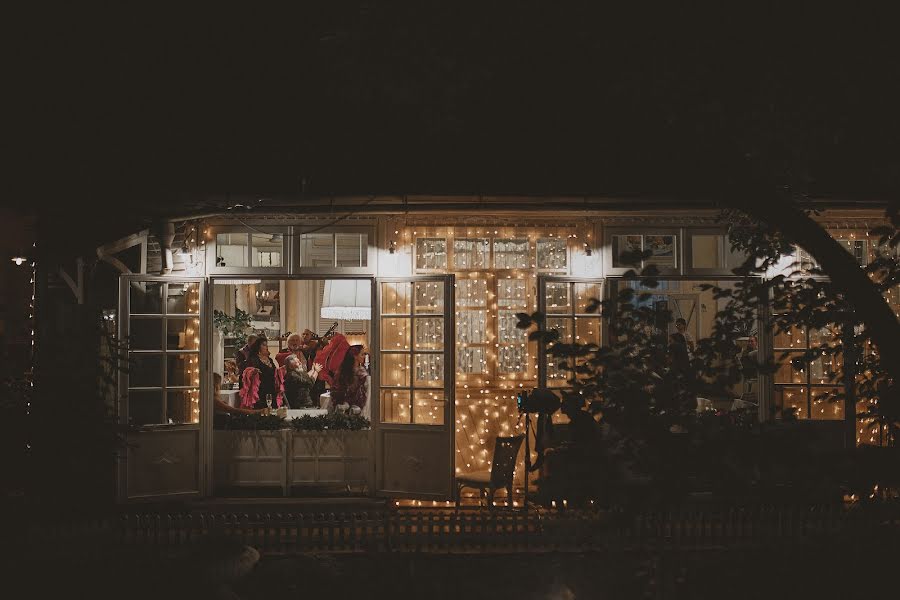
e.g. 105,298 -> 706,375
220,389 -> 241,408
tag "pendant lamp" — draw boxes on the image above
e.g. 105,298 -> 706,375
320,280 -> 371,320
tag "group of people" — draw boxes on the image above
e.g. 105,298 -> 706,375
215,329 -> 369,415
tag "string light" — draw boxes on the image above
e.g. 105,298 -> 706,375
396,221 -> 587,478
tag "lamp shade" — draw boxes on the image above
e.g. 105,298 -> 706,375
321,280 -> 371,320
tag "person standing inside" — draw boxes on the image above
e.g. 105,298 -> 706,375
235,333 -> 258,385
674,318 -> 695,354
240,336 -> 280,410
276,333 -> 308,370
301,328 -> 329,402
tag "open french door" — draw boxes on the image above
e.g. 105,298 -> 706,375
374,275 -> 455,499
537,277 -> 605,389
117,275 -> 208,501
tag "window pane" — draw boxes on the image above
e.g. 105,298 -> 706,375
166,282 -> 200,314
546,318 -> 573,343
453,238 -> 489,269
130,281 -> 163,314
545,282 -> 570,313
456,311 -> 486,344
691,235 -> 722,269
809,354 -> 839,384
300,233 -> 335,267
498,279 -> 527,308
645,235 -> 677,269
456,347 -> 487,374
414,353 -> 444,387
775,386 -> 808,419
167,318 -> 201,350
498,310 -> 526,343
382,282 -> 411,314
414,318 -> 444,350
811,388 -> 843,420
129,354 -> 162,387
381,390 -> 410,423
492,238 -> 529,269
414,391 -> 445,425
381,317 -> 410,351
773,325 -> 805,349
381,353 -> 410,388
216,233 -> 249,267
251,233 -> 284,267
414,281 -> 444,313
415,238 -> 448,270
574,282 -> 601,313
775,358 -> 805,385
336,233 -> 367,267
547,357 -> 570,388
130,318 -> 163,350
536,238 -> 567,269
167,354 -> 200,388
456,279 -> 487,308
128,390 -> 164,425
498,345 -> 527,374
612,235 -> 643,268
575,318 -> 601,345
167,389 -> 199,424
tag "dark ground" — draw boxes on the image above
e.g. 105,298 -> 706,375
17,531 -> 899,600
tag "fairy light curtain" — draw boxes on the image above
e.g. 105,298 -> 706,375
394,218 -> 593,479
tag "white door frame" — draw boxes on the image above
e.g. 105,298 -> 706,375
373,275 -> 455,499
118,275 -> 208,501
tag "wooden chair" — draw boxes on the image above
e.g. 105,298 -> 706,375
455,434 -> 524,509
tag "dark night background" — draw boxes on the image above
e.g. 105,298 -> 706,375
4,5 -> 900,597
8,2 -> 899,253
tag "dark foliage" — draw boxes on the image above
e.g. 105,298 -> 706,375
519,212 -> 899,507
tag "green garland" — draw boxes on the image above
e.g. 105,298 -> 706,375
291,413 -> 371,431
214,413 -> 285,431
214,412 -> 371,431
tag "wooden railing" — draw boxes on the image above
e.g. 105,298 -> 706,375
26,504 -> 900,561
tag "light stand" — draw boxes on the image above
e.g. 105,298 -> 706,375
520,410 -> 532,513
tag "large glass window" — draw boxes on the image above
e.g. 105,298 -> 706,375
773,324 -> 843,420
127,280 -> 201,425
299,232 -> 368,267
541,280 -> 603,391
214,230 -> 286,270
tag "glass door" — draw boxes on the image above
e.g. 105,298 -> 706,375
118,275 -> 207,501
375,275 -> 455,498
537,277 -> 604,393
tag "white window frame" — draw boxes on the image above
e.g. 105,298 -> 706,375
206,225 -> 292,276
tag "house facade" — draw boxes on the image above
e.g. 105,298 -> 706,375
93,196 -> 894,502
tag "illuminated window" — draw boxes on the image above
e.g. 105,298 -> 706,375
127,281 -> 201,425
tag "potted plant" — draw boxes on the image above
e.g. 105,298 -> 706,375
213,308 -> 253,346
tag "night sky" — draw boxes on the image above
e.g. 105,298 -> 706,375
8,2 -> 900,253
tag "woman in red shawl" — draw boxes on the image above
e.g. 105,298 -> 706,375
330,345 -> 368,411
314,335 -> 368,411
